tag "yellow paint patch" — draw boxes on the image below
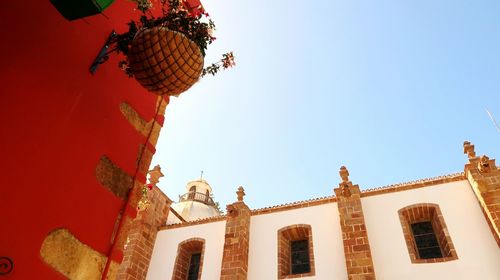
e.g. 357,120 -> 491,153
40,228 -> 106,280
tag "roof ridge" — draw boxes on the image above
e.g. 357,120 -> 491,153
250,195 -> 335,213
160,172 -> 465,229
163,213 -> 227,228
362,172 -> 464,193
251,171 -> 464,213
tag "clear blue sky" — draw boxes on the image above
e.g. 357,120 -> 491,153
152,0 -> 499,210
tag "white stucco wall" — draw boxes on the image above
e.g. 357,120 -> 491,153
146,220 -> 226,280
147,180 -> 500,280
362,180 -> 500,280
247,203 -> 348,279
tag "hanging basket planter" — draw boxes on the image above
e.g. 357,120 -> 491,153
89,0 -> 235,97
128,27 -> 204,96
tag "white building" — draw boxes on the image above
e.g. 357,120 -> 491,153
120,142 -> 500,280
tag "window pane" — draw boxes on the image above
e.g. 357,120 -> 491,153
291,263 -> 310,275
187,253 -> 201,280
418,247 -> 443,259
291,240 -> 308,251
291,251 -> 309,264
411,222 -> 434,235
414,234 -> 439,248
411,222 -> 443,259
291,240 -> 310,274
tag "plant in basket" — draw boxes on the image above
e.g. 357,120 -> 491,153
112,0 -> 234,96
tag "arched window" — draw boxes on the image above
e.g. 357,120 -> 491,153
188,186 -> 196,199
205,189 -> 210,203
172,238 -> 205,280
277,224 -> 315,279
398,203 -> 458,263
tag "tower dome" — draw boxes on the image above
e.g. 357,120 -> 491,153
169,178 -> 221,222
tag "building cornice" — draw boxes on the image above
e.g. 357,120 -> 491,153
360,172 -> 465,197
158,172 -> 465,230
159,215 -> 227,230
251,196 -> 337,216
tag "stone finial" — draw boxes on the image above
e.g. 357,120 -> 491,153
148,165 -> 164,187
478,155 -> 491,173
226,204 -> 237,217
236,186 -> 245,202
339,166 -> 350,182
336,166 -> 353,197
463,141 -> 476,158
340,183 -> 351,197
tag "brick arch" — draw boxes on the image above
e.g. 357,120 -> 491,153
398,203 -> 458,263
277,224 -> 315,279
172,238 -> 205,280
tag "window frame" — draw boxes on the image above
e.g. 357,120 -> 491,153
171,238 -> 205,280
398,203 -> 458,263
277,224 -> 315,279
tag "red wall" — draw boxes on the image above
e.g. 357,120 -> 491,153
0,1 -> 165,278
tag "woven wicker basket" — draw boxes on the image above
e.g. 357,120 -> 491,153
128,27 -> 204,96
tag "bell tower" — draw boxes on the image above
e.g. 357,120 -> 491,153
170,178 -> 221,221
